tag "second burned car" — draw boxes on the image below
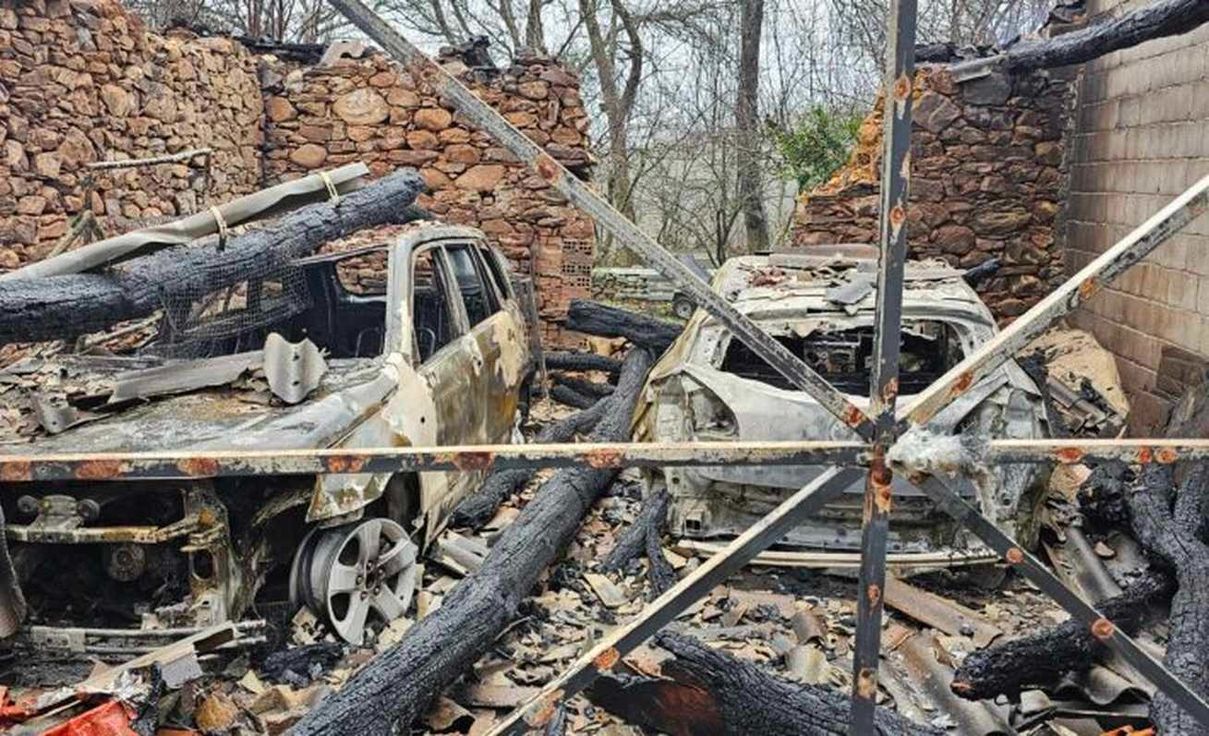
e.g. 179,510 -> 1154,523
633,247 -> 1052,568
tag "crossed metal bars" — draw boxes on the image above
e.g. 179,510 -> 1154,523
3,0 -> 1208,730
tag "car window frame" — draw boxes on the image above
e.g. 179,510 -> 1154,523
407,243 -> 470,365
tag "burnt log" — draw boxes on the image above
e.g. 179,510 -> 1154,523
551,372 -> 614,399
950,568 -> 1174,700
1126,462 -> 1209,733
564,299 -> 683,354
999,0 -> 1209,72
293,348 -> 653,736
544,351 -> 623,376
449,393 -> 613,529
0,170 -> 427,345
602,487 -> 675,594
549,383 -> 597,409
587,632 -> 940,735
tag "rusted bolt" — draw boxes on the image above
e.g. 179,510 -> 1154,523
856,668 -> 878,699
594,647 -> 620,671
881,377 -> 899,405
0,460 -> 33,483
1055,447 -> 1084,464
844,405 -> 867,429
535,155 -> 560,182
1091,617 -> 1115,640
889,204 -> 907,230
1004,547 -> 1024,565
1136,446 -> 1153,464
867,583 -> 882,605
1156,447 -> 1178,464
452,451 -> 495,472
586,449 -> 624,469
1078,277 -> 1099,300
75,459 -> 128,480
893,74 -> 912,100
953,371 -> 974,394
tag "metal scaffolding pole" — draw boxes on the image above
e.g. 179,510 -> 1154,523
850,0 -> 916,729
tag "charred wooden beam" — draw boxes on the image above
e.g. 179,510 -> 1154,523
544,351 -> 623,377
950,568 -> 1174,700
0,170 -> 426,345
564,299 -> 683,354
549,384 -> 598,410
292,348 -> 653,736
587,632 -> 940,735
992,0 -> 1209,72
602,487 -> 674,593
551,372 -> 614,399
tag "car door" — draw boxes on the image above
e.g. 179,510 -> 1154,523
442,241 -> 529,443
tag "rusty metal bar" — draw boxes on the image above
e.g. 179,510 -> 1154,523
483,467 -> 865,735
0,441 -> 870,483
324,0 -> 875,440
11,438 -> 1209,483
851,0 -> 917,728
913,473 -> 1209,729
900,173 -> 1209,429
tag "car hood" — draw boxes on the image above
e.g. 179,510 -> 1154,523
0,357 -> 393,456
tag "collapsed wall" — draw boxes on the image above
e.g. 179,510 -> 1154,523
261,50 -> 596,345
0,0 -> 596,345
791,67 -> 1073,322
0,0 -> 263,265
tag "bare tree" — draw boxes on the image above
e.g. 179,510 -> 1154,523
735,0 -> 769,251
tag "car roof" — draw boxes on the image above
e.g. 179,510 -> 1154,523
712,251 -> 991,321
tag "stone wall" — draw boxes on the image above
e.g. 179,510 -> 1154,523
0,0 -> 596,346
0,0 -> 263,267
262,51 -> 595,345
791,66 -> 1073,321
1063,0 -> 1209,433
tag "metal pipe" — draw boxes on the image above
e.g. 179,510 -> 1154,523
0,440 -> 871,482
851,0 -> 917,728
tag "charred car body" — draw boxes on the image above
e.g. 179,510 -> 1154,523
634,249 -> 1051,567
0,224 -> 531,647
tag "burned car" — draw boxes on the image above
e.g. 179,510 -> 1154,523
0,224 -> 532,647
634,248 -> 1050,568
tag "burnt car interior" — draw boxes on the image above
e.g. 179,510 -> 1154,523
149,240 -> 505,364
720,321 -> 965,394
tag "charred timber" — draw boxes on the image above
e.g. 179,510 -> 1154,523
602,487 -> 675,594
564,299 -> 683,354
1000,0 -> 1209,72
293,348 -> 653,735
449,393 -> 613,529
551,372 -> 614,399
544,351 -> 623,376
950,568 -> 1174,700
587,632 -> 941,735
549,383 -> 598,409
0,171 -> 427,345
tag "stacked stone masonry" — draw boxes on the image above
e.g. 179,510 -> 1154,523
1064,0 -> 1209,434
791,66 -> 1073,322
0,0 -> 263,267
261,51 -> 596,346
0,0 -> 595,346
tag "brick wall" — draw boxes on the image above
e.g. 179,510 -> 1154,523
791,66 -> 1073,322
0,0 -> 263,265
1063,0 -> 1209,432
262,51 -> 595,346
